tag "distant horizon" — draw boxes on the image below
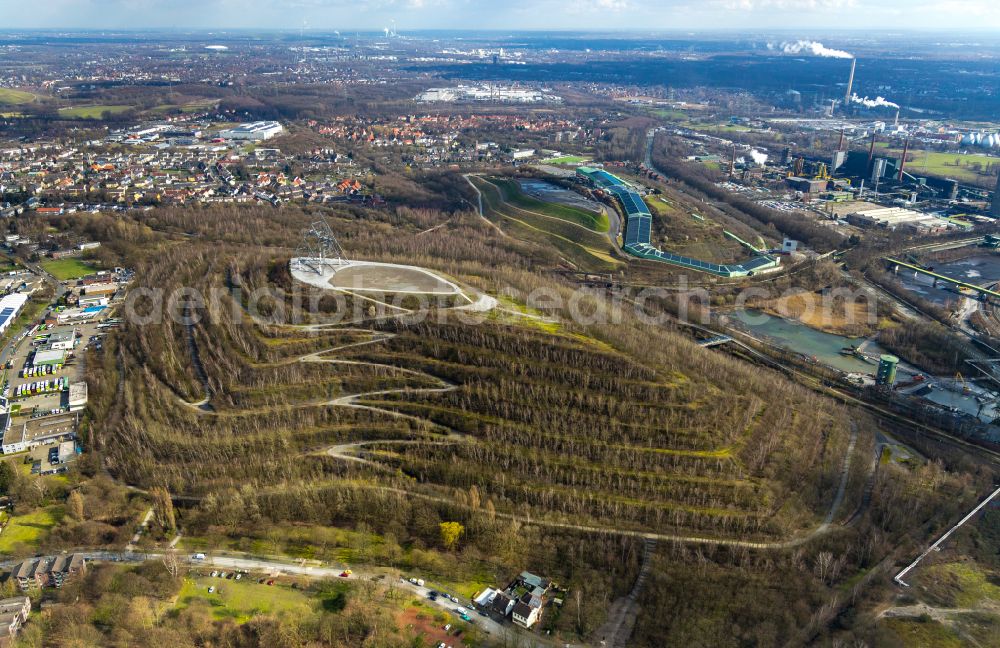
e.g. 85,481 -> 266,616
2,0 -> 999,33
2,27 -> 1000,35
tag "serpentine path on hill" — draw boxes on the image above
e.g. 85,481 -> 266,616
176,283 -> 864,551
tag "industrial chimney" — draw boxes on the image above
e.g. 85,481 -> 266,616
898,138 -> 909,182
844,58 -> 857,107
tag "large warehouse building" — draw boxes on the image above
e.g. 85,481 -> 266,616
0,293 -> 28,336
219,121 -> 284,141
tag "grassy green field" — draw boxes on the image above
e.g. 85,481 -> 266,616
650,108 -> 689,120
918,561 -> 1000,608
545,155 -> 590,165
474,177 -> 619,272
0,294 -> 51,350
0,505 -> 64,554
40,258 -> 98,280
683,121 -> 753,133
58,105 -> 132,119
0,88 -> 35,105
880,617 -> 964,648
176,576 -> 334,622
148,99 -> 219,115
875,144 -> 998,184
490,177 -> 610,232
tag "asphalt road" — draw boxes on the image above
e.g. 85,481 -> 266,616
1,550 -> 556,646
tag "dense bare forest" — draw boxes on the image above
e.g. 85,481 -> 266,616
53,194 -> 986,646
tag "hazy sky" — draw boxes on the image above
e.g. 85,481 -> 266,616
2,0 -> 999,31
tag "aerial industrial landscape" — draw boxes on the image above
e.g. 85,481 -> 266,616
0,11 -> 999,648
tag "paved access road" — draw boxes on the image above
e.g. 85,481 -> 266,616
1,550 -> 560,647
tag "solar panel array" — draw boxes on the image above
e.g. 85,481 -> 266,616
576,167 -> 780,277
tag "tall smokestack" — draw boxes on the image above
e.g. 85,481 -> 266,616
730,145 -> 736,176
838,129 -> 845,151
894,109 -> 900,127
868,132 -> 877,164
898,138 -> 909,182
844,58 -> 857,107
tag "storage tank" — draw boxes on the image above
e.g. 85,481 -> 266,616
876,355 -> 899,386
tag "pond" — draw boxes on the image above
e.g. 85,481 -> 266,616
730,309 -> 890,375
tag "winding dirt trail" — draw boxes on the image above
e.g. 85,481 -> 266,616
312,328 -> 862,551
176,281 -> 864,552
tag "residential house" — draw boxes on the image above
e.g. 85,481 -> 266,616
10,554 -> 86,590
490,592 -> 515,617
512,598 -> 541,629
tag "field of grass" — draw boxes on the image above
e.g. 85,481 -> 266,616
0,88 -> 35,105
58,104 -> 132,119
875,144 -> 998,184
148,99 -> 219,115
650,109 -> 689,120
880,617 -> 964,648
0,293 -> 51,350
175,576 -> 327,622
0,505 -> 64,554
491,177 -> 610,232
474,176 -> 618,272
684,121 -> 754,133
545,155 -> 590,165
918,561 -> 1000,608
40,257 -> 98,280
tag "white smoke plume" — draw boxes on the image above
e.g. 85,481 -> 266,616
749,149 -> 768,165
850,93 -> 900,110
779,40 -> 852,59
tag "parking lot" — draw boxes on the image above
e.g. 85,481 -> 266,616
5,316 -> 107,418
26,440 -> 78,475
